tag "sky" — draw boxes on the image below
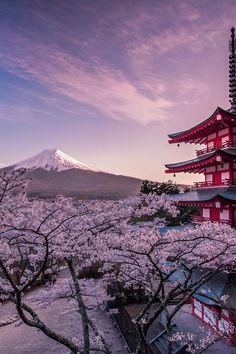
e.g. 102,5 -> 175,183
1,0 -> 236,184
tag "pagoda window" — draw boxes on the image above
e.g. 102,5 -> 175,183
208,133 -> 217,140
220,209 -> 229,221
233,134 -> 236,142
221,171 -> 230,182
205,174 -> 213,184
193,299 -> 202,318
207,140 -> 214,148
218,128 -> 229,137
203,306 -> 217,328
233,171 -> 236,179
206,166 -> 216,173
233,127 -> 236,133
203,208 -> 210,218
222,135 -> 230,144
218,317 -> 230,337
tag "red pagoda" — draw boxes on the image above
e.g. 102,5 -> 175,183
165,28 -> 236,227
165,28 -> 236,345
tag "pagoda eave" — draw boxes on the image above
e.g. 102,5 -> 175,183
165,149 -> 236,174
176,199 -> 234,207
177,200 -> 215,207
169,188 -> 236,204
168,107 -> 236,145
165,159 -> 216,174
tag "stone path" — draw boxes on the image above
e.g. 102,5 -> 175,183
0,272 -> 128,354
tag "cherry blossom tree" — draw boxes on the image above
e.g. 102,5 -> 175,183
1,169 -> 235,354
99,220 -> 236,354
0,169 -> 177,354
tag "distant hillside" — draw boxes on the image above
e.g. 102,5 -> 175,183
24,168 -> 142,199
2,149 -> 142,199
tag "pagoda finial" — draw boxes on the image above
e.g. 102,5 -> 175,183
229,27 -> 236,112
231,27 -> 235,54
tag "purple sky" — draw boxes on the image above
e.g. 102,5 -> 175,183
0,0 -> 235,184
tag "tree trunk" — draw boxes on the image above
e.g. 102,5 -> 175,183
67,259 -> 90,354
88,318 -> 112,354
166,318 -> 172,354
14,292 -> 79,353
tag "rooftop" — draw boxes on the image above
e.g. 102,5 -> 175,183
165,148 -> 236,173
168,107 -> 236,145
169,188 -> 236,203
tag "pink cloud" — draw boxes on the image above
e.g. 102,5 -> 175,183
0,103 -> 41,124
0,26 -> 173,125
128,26 -> 219,68
1,1 -> 235,126
176,78 -> 210,104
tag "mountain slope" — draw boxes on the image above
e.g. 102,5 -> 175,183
4,149 -> 142,199
14,149 -> 97,172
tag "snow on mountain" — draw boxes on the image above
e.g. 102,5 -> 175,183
3,148 -> 142,199
14,149 -> 98,172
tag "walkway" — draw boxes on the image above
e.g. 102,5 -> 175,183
0,271 -> 128,354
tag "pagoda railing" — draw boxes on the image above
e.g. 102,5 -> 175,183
196,140 -> 236,156
194,179 -> 236,188
192,215 -> 231,225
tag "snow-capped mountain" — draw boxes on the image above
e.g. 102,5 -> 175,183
14,149 -> 98,172
3,149 -> 142,199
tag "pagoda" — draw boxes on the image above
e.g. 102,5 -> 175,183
165,29 -> 236,345
165,27 -> 236,227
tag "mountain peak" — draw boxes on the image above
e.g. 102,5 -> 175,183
13,149 -> 98,172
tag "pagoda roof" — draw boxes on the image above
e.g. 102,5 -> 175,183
193,270 -> 236,308
165,147 -> 236,173
171,267 -> 236,308
168,107 -> 236,144
169,187 -> 236,204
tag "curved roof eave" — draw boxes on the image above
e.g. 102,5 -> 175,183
165,150 -> 216,170
169,187 -> 236,203
165,148 -> 236,171
168,107 -> 236,141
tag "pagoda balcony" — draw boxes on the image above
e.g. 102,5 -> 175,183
196,140 -> 236,156
192,215 -> 232,225
194,179 -> 236,189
